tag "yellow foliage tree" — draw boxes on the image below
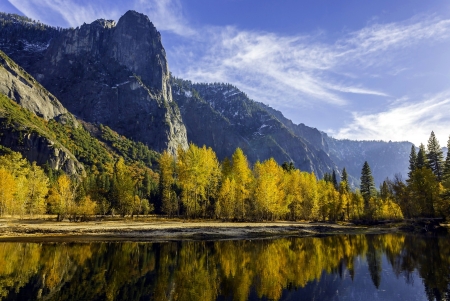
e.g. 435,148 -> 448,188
253,158 -> 286,220
26,162 -> 49,216
159,150 -> 178,217
112,157 -> 134,217
49,174 -> 76,221
177,144 -> 220,218
231,148 -> 253,220
216,177 -> 237,220
0,168 -> 17,216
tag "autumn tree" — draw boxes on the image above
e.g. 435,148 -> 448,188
230,148 -> 253,220
0,168 -> 16,216
49,174 -> 76,221
216,177 -> 236,220
111,157 -> 134,217
252,158 -> 286,220
159,150 -> 178,217
26,162 -> 49,216
177,144 -> 220,218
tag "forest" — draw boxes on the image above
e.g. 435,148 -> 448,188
0,131 -> 449,222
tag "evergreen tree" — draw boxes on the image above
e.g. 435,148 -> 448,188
340,167 -> 350,193
332,170 -> 338,190
281,161 -> 295,172
360,161 -> 376,211
427,131 -> 444,181
407,145 -> 417,180
380,180 -> 390,201
416,143 -> 428,170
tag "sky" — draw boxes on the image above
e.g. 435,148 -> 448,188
2,0 -> 450,146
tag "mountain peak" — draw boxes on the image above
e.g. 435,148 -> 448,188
119,10 -> 157,31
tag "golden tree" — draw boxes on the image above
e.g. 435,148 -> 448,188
159,150 -> 178,217
0,168 -> 17,216
253,158 -> 286,220
230,148 -> 253,220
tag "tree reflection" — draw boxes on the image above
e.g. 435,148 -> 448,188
0,234 -> 449,300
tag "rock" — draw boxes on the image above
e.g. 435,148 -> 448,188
0,125 -> 84,175
0,50 -> 71,121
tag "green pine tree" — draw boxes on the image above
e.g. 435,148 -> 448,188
427,131 -> 444,181
332,170 -> 338,190
340,167 -> 350,193
360,161 -> 376,211
416,143 -> 428,170
408,145 -> 417,180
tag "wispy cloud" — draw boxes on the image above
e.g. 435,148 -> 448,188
330,91 -> 450,146
169,15 -> 450,109
135,0 -> 195,36
7,0 -> 195,36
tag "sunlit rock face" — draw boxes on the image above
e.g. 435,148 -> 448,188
1,11 -> 187,154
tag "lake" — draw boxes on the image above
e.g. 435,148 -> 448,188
0,234 -> 448,300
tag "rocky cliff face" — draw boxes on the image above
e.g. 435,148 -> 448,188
0,127 -> 83,174
0,51 -> 83,174
0,11 -> 187,154
0,50 -> 70,121
171,78 -> 337,177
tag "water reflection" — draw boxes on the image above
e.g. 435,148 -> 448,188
0,234 -> 448,301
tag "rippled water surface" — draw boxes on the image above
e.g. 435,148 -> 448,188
0,234 -> 449,300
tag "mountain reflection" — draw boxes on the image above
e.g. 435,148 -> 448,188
0,234 -> 449,301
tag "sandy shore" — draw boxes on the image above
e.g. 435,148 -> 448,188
0,217 -> 403,242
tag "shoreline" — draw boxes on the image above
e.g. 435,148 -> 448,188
0,218 -> 409,242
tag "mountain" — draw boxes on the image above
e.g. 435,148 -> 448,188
0,11 -> 414,186
0,11 -> 187,155
171,78 -> 338,178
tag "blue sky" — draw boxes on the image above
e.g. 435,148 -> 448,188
2,0 -> 450,146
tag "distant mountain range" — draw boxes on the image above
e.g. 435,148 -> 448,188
0,11 -> 415,186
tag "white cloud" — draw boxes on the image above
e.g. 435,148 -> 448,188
330,91 -> 450,146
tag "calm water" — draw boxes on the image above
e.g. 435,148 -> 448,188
0,234 -> 449,301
